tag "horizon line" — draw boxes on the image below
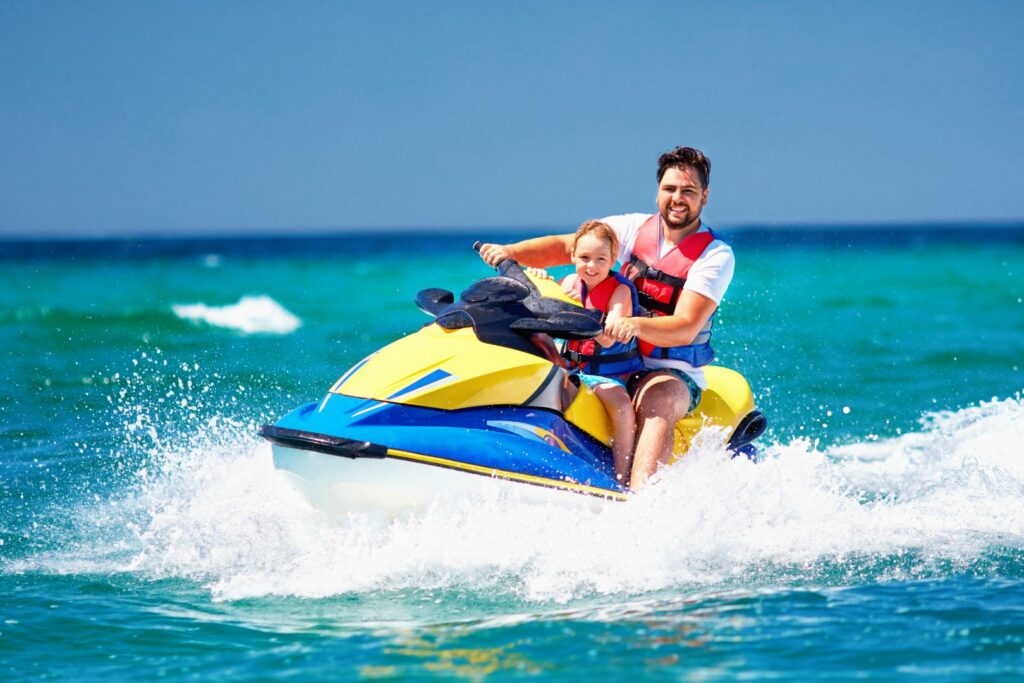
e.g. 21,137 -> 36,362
2,218 -> 1024,243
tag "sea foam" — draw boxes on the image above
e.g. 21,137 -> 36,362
172,295 -> 300,334
15,379 -> 1024,604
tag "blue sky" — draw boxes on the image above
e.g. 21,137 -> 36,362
2,1 -> 1022,237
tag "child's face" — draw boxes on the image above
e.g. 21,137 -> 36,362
572,233 -> 614,288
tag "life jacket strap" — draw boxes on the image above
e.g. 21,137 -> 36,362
627,254 -> 687,289
636,290 -> 676,316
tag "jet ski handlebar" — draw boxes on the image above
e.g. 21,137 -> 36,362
469,241 -> 602,341
471,241 -> 654,319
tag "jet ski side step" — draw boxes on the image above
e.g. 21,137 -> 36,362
258,425 -> 388,459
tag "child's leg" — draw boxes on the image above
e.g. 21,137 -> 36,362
593,383 -> 636,488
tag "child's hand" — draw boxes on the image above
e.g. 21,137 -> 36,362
594,331 -> 614,348
605,316 -> 639,343
560,280 -> 581,302
524,266 -> 553,281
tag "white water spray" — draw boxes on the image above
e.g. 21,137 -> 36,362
16,392 -> 1024,603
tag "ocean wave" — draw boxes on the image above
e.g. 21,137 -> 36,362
172,296 -> 300,335
9,392 -> 1024,604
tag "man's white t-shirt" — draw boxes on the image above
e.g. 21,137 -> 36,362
600,213 -> 735,388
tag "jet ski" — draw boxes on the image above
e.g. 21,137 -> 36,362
259,252 -> 767,514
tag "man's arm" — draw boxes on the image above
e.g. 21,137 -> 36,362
478,234 -> 574,268
607,242 -> 734,346
604,290 -> 718,347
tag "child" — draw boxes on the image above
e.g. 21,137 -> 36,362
559,221 -> 644,489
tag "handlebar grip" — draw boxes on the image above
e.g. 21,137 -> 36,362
474,241 -> 538,294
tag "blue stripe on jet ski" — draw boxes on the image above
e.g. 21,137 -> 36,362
387,369 -> 453,400
272,392 -> 624,491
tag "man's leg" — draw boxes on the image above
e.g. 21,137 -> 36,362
629,372 -> 689,491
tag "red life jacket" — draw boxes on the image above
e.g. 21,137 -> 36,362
561,272 -> 643,376
620,215 -> 717,364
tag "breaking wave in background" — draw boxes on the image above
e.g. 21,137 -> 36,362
172,295 -> 301,335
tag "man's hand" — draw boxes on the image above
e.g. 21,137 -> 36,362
478,243 -> 512,267
605,316 -> 640,343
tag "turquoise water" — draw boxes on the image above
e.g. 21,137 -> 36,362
2,227 -> 1024,680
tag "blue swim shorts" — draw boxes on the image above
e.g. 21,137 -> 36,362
577,372 -> 627,390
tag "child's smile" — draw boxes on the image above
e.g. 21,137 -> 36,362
573,233 -> 614,289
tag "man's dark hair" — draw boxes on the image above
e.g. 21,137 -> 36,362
657,146 -> 711,188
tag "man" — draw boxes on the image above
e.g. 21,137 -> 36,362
479,146 -> 734,490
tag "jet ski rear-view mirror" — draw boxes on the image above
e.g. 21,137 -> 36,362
415,288 -> 455,316
461,277 -> 531,304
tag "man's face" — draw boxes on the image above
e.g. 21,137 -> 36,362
657,166 -> 708,231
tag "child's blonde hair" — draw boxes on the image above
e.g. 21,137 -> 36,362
572,220 -> 619,258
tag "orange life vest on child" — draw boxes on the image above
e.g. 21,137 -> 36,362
561,271 -> 643,376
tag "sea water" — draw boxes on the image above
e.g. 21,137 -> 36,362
2,227 -> 1023,680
